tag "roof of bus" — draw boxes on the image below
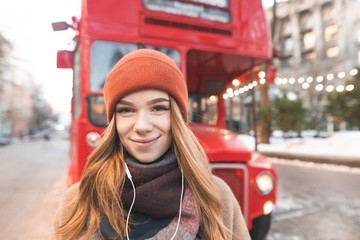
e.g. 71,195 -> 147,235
81,0 -> 272,61
79,0 -> 273,94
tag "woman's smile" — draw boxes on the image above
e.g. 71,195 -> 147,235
131,137 -> 160,148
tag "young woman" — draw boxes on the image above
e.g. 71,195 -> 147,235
51,49 -> 250,240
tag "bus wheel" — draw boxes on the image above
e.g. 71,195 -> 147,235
249,213 -> 272,240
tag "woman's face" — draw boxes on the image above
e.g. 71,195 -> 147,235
115,89 -> 172,163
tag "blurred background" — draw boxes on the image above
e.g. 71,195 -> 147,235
0,0 -> 359,239
0,0 -> 80,143
1,0 -> 360,144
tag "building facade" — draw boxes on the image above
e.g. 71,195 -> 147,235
0,33 -> 51,140
0,34 -> 13,139
266,0 -> 360,131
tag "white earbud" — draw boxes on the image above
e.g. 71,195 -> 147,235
125,163 -> 136,240
125,163 -> 132,179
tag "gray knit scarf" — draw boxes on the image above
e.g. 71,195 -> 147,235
99,150 -> 200,239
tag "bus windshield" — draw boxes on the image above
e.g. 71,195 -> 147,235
90,41 -> 180,92
188,93 -> 218,125
88,41 -> 180,127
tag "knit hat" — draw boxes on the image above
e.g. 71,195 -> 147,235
103,49 -> 188,122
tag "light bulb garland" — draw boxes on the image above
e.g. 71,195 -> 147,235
223,68 -> 358,99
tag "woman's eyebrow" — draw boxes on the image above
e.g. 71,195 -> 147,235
116,97 -> 169,106
116,99 -> 134,106
148,98 -> 170,104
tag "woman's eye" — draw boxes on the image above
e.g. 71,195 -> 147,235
116,108 -> 133,113
153,105 -> 170,111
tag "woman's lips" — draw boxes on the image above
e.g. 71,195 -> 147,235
131,137 -> 159,148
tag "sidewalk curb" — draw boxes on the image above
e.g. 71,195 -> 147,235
259,151 -> 360,168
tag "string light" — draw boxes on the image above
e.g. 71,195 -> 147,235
275,68 -> 357,93
338,72 -> 345,78
275,77 -> 282,85
258,71 -> 266,78
316,76 -> 324,82
306,77 -> 313,83
336,85 -> 345,92
289,78 -> 296,84
232,79 -> 240,87
315,84 -> 324,91
350,69 -> 358,76
326,85 -> 335,92
302,82 -> 310,89
222,68 -> 357,99
326,73 -> 334,80
346,84 -> 355,91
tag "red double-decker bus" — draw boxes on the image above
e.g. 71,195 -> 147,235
53,0 -> 277,239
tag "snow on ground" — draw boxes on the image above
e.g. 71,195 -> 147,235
238,130 -> 360,159
268,158 -> 360,174
238,131 -> 360,174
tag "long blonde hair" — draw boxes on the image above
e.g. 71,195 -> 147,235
56,96 -> 227,239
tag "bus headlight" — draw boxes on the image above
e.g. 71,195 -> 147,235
86,132 -> 101,147
263,200 -> 273,215
256,171 -> 274,195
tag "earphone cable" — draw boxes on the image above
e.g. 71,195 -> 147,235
125,167 -> 184,240
126,176 -> 136,240
170,171 -> 185,240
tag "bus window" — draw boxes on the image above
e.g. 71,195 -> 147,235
90,41 -> 180,92
87,95 -> 107,127
88,41 -> 180,127
73,46 -> 81,119
188,94 -> 218,125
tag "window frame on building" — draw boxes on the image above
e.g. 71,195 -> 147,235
299,9 -> 317,61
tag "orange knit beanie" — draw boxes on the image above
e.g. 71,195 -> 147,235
103,49 -> 188,122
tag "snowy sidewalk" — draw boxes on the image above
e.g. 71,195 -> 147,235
238,131 -> 360,168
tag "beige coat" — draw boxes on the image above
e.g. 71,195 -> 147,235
51,176 -> 251,240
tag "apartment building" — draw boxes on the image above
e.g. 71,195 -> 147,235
265,0 -> 360,130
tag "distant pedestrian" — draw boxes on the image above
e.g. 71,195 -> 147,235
51,49 -> 250,240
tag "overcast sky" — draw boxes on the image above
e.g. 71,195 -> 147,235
0,0 -> 81,114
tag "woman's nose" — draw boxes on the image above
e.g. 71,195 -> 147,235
133,111 -> 153,134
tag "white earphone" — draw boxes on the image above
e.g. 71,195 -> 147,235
125,164 -> 135,240
124,163 -> 184,240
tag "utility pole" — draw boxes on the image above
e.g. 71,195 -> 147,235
258,0 -> 278,144
251,69 -> 258,151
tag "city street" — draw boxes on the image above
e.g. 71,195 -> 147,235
0,137 -> 68,240
1,139 -> 360,239
267,159 -> 360,240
